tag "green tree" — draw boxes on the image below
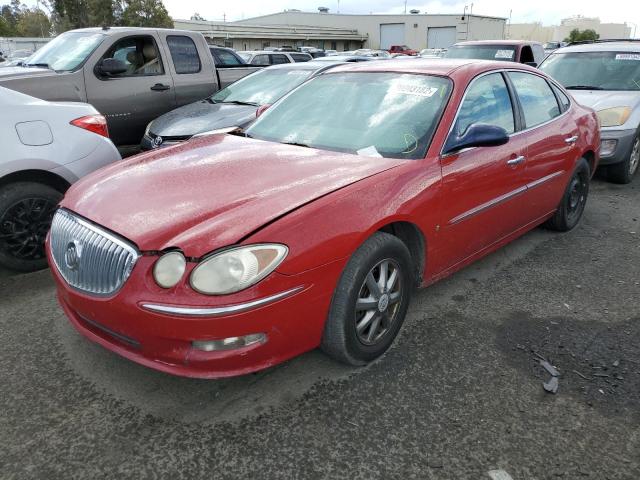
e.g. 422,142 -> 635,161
16,8 -> 51,36
121,0 -> 172,28
0,13 -> 15,36
564,28 -> 600,43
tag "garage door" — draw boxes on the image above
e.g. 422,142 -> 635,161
380,23 -> 405,50
427,26 -> 457,49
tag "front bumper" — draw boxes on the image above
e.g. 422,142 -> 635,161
49,251 -> 346,379
599,128 -> 637,166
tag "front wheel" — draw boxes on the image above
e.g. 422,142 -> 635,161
544,158 -> 590,232
608,133 -> 640,184
321,232 -> 414,366
0,182 -> 62,272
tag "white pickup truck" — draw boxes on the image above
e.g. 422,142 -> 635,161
0,27 -> 261,147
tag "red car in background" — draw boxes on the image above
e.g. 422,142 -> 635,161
47,60 -> 600,378
388,45 -> 419,56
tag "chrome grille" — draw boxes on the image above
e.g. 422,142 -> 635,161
50,209 -> 139,296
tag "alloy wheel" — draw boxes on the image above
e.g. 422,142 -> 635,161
629,137 -> 640,177
0,197 -> 57,261
354,259 -> 403,346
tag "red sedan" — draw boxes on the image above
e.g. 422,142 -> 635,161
47,60 -> 600,378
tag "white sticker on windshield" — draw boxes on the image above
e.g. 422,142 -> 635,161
391,85 -> 439,97
495,49 -> 514,59
615,53 -> 640,61
357,146 -> 383,157
287,70 -> 311,75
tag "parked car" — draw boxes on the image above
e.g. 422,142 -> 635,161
141,62 -> 340,150
445,40 -> 546,66
0,27 -> 262,147
325,49 -> 339,56
310,55 -> 375,63
355,49 -> 391,58
298,46 -> 327,58
420,48 -> 446,58
543,41 -> 567,56
47,59 -> 599,378
540,41 -> 640,183
237,51 -> 312,65
208,46 -> 262,87
388,45 -> 418,56
0,86 -> 121,272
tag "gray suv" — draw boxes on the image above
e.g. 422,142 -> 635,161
541,41 -> 640,183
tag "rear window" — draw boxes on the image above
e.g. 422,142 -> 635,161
445,45 -> 516,61
291,53 -> 311,62
167,36 -> 201,74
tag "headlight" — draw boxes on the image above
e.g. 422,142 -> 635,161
596,107 -> 632,127
190,244 -> 288,295
153,251 -> 187,289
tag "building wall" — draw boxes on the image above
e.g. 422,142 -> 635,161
0,37 -> 50,57
235,12 -> 506,49
506,17 -> 631,43
507,23 -> 554,42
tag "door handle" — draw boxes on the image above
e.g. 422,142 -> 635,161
150,83 -> 171,91
507,155 -> 526,166
565,135 -> 579,144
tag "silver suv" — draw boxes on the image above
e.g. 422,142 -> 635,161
541,41 -> 640,183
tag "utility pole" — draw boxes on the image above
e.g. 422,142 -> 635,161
468,3 -> 473,39
404,1 -> 407,14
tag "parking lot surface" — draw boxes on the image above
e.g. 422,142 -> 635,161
1,175 -> 639,480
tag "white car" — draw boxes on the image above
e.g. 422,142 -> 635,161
0,87 -> 121,272
237,51 -> 313,65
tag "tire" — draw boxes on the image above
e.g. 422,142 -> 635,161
608,133 -> 640,184
321,231 -> 414,366
0,182 -> 63,272
544,158 -> 590,232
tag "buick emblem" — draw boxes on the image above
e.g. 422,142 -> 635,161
153,136 -> 163,147
65,241 -> 81,271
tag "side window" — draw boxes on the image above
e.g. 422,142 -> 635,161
166,35 -> 201,74
532,45 -> 545,65
213,48 -> 243,66
520,46 -> 534,64
250,54 -> 269,66
453,73 -> 515,137
551,84 -> 571,112
291,53 -> 311,62
271,54 -> 290,65
509,72 -> 561,128
101,36 -> 164,76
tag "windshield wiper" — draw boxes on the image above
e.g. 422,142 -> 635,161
565,85 -> 604,90
222,100 -> 259,106
24,63 -> 51,69
281,141 -> 311,148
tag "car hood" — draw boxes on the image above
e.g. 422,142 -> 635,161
148,101 -> 258,137
570,90 -> 640,113
62,134 -> 405,256
0,66 -> 56,81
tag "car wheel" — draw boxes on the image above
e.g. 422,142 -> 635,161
608,133 -> 640,184
321,231 -> 414,366
544,158 -> 590,232
0,182 -> 62,272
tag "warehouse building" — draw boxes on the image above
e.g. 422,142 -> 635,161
175,9 -> 507,51
508,16 -> 632,43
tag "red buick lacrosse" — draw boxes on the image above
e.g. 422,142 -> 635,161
47,60 -> 600,378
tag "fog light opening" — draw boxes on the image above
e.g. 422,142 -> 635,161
192,333 -> 267,352
600,139 -> 618,157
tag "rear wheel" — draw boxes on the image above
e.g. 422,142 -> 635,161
321,232 -> 414,366
0,182 -> 62,272
608,133 -> 640,184
545,158 -> 590,232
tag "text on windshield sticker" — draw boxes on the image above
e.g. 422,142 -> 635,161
391,85 -> 439,97
495,50 -> 514,59
615,54 -> 640,61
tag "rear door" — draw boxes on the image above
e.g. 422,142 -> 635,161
85,33 -> 176,146
507,71 -> 578,217
157,32 -> 217,107
439,72 -> 529,266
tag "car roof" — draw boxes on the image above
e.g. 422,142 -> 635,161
69,27 -> 189,36
453,40 -> 542,46
553,41 -> 640,53
262,62 -> 339,72
324,58 -> 540,77
239,51 -> 309,55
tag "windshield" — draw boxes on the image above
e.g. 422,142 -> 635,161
245,72 -> 452,160
543,42 -> 559,50
540,52 -> 640,91
211,68 -> 315,105
445,45 -> 516,61
26,32 -> 105,71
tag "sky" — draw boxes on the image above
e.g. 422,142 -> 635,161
160,0 -> 640,29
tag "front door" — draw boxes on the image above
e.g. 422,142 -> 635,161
85,34 -> 176,146
438,72 -> 529,269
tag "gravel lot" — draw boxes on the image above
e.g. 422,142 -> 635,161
0,174 -> 639,480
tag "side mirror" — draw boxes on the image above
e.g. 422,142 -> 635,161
443,123 -> 509,154
97,58 -> 127,76
524,61 -> 538,68
255,104 -> 272,118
